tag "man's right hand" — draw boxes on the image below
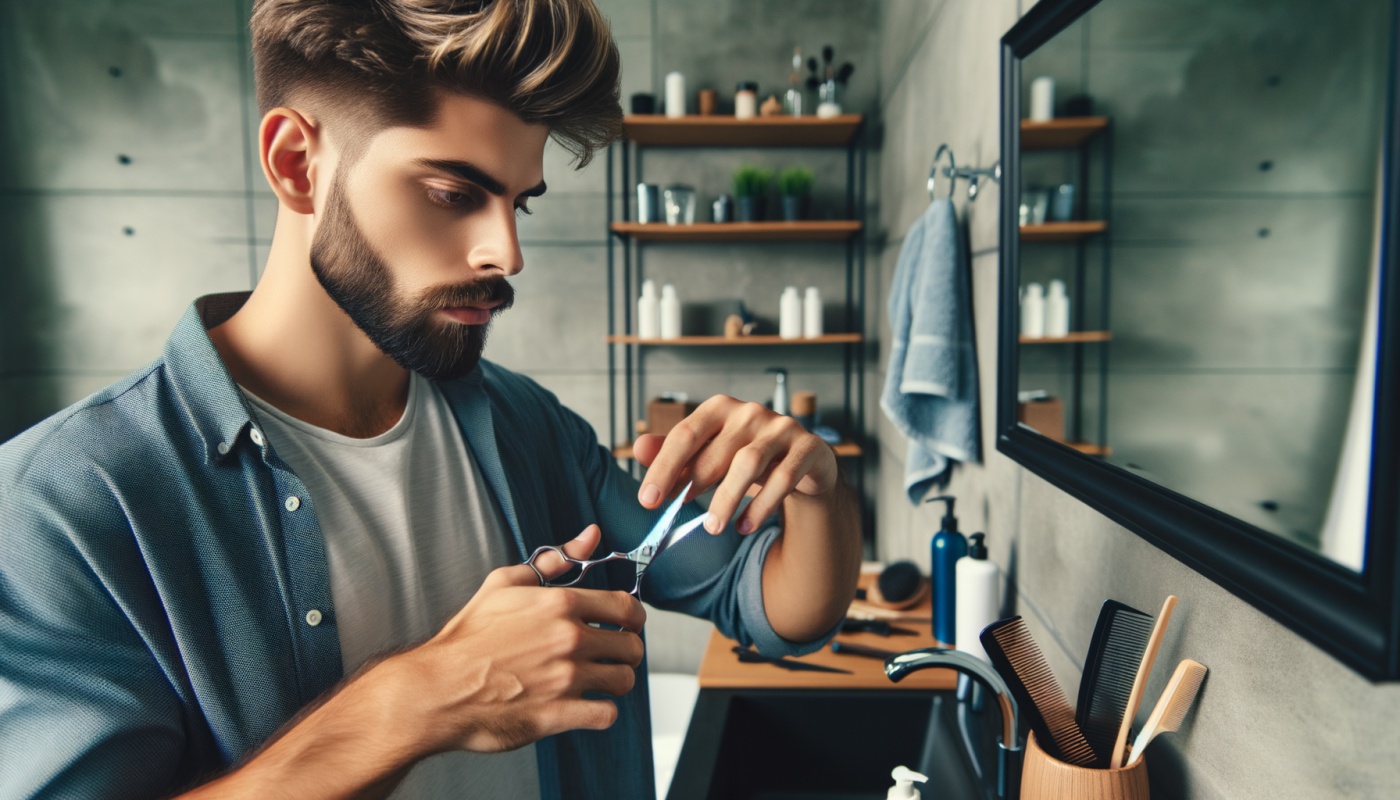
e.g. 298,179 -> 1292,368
388,523 -> 647,755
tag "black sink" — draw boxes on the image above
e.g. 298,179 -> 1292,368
666,689 -> 997,800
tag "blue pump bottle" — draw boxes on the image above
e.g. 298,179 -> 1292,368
927,495 -> 967,644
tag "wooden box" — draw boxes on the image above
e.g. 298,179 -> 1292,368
1018,398 -> 1065,442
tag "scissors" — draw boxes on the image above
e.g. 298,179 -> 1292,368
523,481 -> 704,596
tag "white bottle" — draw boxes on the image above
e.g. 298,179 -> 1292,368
1030,76 -> 1055,122
660,284 -> 681,339
1021,282 -> 1046,338
779,286 -> 803,340
886,765 -> 927,800
955,533 -> 1000,664
802,287 -> 823,338
637,280 -> 660,339
665,71 -> 686,118
1046,279 -> 1070,338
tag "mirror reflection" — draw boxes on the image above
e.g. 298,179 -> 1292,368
1014,0 -> 1390,569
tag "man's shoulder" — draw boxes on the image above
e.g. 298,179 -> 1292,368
0,360 -> 176,494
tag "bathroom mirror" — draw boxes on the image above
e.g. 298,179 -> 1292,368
998,0 -> 1400,680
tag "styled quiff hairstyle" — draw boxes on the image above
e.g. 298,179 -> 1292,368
251,0 -> 622,166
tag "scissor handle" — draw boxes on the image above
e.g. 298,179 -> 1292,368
524,546 -> 633,589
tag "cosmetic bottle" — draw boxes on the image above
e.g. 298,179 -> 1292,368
1030,76 -> 1055,122
735,81 -> 758,120
660,284 -> 681,339
638,280 -> 660,339
926,494 -> 967,644
779,286 -> 803,339
1046,279 -> 1070,338
665,72 -> 686,118
803,286 -> 823,338
1021,282 -> 1046,339
955,533 -> 998,663
885,766 -> 927,800
766,368 -> 789,415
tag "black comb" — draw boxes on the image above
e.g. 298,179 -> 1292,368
980,617 -> 1097,766
1076,600 -> 1154,767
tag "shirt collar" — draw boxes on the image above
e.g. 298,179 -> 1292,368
162,293 -> 259,464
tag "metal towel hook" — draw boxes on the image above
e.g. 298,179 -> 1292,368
928,143 -> 1002,202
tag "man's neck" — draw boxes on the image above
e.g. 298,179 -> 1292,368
210,241 -> 410,439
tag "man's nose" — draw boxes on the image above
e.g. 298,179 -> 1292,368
468,204 -> 525,277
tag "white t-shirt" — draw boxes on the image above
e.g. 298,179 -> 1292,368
242,372 -> 540,799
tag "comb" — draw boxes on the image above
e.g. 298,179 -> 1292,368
1110,595 -> 1178,768
980,617 -> 1096,766
1076,600 -> 1155,767
1126,659 -> 1207,766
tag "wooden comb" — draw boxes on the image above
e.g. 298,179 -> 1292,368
1110,595 -> 1178,768
980,616 -> 1097,766
1126,658 -> 1207,766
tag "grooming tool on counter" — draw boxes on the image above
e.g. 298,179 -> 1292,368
1076,600 -> 1154,767
847,600 -> 930,622
732,646 -> 852,674
1126,658 -> 1207,766
840,619 -> 917,636
867,561 -> 929,610
1111,595 -> 1179,768
980,616 -> 1096,766
830,641 -> 899,661
524,482 -> 701,596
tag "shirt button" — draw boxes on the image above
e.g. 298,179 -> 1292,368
305,609 -> 323,626
250,428 -> 265,446
285,496 -> 301,512
216,442 -> 230,455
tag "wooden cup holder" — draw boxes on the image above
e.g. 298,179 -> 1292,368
1020,731 -> 1149,800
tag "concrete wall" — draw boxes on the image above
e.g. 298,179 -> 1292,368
873,1 -> 1400,797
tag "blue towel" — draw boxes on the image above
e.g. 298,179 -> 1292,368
880,198 -> 982,504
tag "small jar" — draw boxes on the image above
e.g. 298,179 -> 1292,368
735,81 -> 758,120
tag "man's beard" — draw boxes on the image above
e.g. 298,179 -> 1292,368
308,172 -> 514,381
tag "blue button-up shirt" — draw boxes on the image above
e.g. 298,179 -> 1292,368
0,293 -> 830,799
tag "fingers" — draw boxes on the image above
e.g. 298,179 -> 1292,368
577,626 -> 646,668
632,433 -> 665,467
547,698 -> 620,733
738,443 -> 823,534
574,662 -> 639,697
703,438 -> 782,534
638,395 -> 744,508
555,588 -> 648,631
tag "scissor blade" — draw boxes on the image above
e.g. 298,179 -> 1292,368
634,480 -> 694,557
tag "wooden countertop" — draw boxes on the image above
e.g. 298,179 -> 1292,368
696,571 -> 958,691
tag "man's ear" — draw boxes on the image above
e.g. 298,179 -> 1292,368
260,107 -> 322,215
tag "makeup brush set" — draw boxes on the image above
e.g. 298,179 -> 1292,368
980,595 -> 1207,772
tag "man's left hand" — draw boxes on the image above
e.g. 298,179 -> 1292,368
631,395 -> 840,535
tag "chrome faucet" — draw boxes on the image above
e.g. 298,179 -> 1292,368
886,647 -> 1023,799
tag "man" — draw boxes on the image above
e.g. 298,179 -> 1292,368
0,1 -> 860,797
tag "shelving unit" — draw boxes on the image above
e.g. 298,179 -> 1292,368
606,114 -> 868,536
1019,117 -> 1112,455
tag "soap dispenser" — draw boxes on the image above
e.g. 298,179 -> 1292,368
766,367 -> 789,415
926,494 -> 968,644
886,766 -> 927,800
955,532 -> 999,663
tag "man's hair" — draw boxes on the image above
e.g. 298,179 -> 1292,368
251,0 -> 622,166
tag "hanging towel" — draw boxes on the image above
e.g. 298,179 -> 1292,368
880,197 -> 982,504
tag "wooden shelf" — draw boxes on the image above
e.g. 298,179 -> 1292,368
611,220 -> 862,242
1020,117 -> 1110,150
1020,221 -> 1108,242
607,333 -> 862,346
623,114 -> 863,147
1020,331 -> 1113,344
1067,441 -> 1112,456
612,441 -> 862,460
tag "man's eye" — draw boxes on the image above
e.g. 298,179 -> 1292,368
427,188 -> 473,209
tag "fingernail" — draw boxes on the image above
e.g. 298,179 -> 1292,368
639,484 -> 660,507
738,518 -> 754,535
705,513 -> 721,534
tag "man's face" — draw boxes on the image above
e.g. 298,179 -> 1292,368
309,92 -> 550,380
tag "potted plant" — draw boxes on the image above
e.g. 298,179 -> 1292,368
732,166 -> 772,222
777,166 -> 814,221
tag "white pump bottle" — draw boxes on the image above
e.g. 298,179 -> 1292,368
886,765 -> 927,800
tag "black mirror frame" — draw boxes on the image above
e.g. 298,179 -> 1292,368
997,0 -> 1400,681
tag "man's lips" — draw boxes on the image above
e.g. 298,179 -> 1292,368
441,301 -> 504,325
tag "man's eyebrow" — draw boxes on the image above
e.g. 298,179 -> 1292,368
416,159 -> 547,198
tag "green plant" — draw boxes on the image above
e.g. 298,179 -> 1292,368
777,166 -> 815,197
732,166 -> 773,198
